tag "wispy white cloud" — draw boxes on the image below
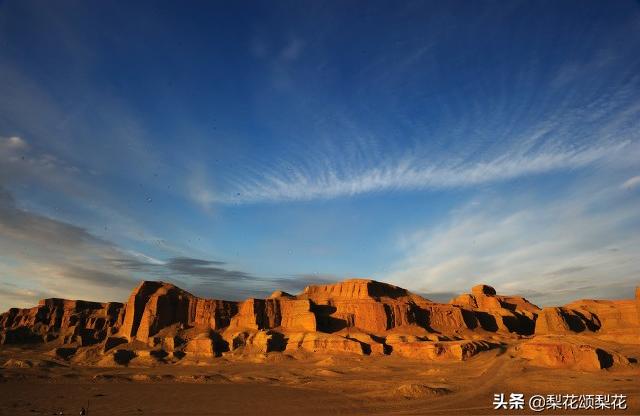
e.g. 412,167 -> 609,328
209,139 -> 635,205
383,174 -> 640,306
187,165 -> 217,211
5,136 -> 26,149
621,175 -> 640,190
191,4 -> 640,208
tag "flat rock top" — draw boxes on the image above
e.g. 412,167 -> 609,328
302,279 -> 409,300
471,284 -> 496,296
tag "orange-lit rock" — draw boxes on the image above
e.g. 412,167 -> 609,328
279,299 -> 317,331
417,303 -> 472,334
222,330 -> 287,353
228,298 -> 317,332
184,334 -> 216,357
118,281 -> 237,342
517,339 -> 628,371
535,307 -> 576,335
562,299 -> 640,343
2,278 -> 638,371
341,331 -> 388,355
472,284 -> 497,297
450,284 -> 540,335
285,332 -> 365,355
301,279 -> 411,301
391,340 -> 496,361
533,297 -> 640,343
299,279 -> 425,333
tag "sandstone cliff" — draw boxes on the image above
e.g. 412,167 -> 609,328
1,278 -> 638,370
0,298 -> 123,346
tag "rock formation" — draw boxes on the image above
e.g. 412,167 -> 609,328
0,298 -> 123,346
517,339 -> 629,371
118,281 -> 237,342
391,340 -> 497,361
533,298 -> 640,343
227,297 -> 316,332
449,284 -> 540,335
1,278 -> 638,370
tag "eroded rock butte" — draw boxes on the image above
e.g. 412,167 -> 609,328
1,279 -> 638,370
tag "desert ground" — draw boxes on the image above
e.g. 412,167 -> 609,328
1,339 -> 638,416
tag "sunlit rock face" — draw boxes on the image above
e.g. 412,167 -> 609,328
545,299 -> 640,343
449,284 -> 540,335
517,339 -> 630,371
298,279 -> 419,333
1,279 -> 638,370
227,297 -> 316,332
118,281 -> 238,342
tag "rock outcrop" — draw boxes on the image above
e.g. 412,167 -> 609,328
533,298 -> 640,343
299,279 -> 422,333
517,339 -> 628,371
0,298 -> 123,346
1,279 -> 638,370
228,298 -> 316,332
449,284 -> 540,335
562,299 -> 640,340
284,332 -> 366,355
534,307 -> 598,335
119,281 -> 237,342
391,340 -> 497,361
184,334 -> 216,358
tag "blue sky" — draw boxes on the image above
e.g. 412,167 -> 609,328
0,0 -> 639,310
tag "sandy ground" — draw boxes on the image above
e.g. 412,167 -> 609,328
1,344 -> 639,415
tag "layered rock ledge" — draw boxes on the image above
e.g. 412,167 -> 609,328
1,279 -> 638,370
